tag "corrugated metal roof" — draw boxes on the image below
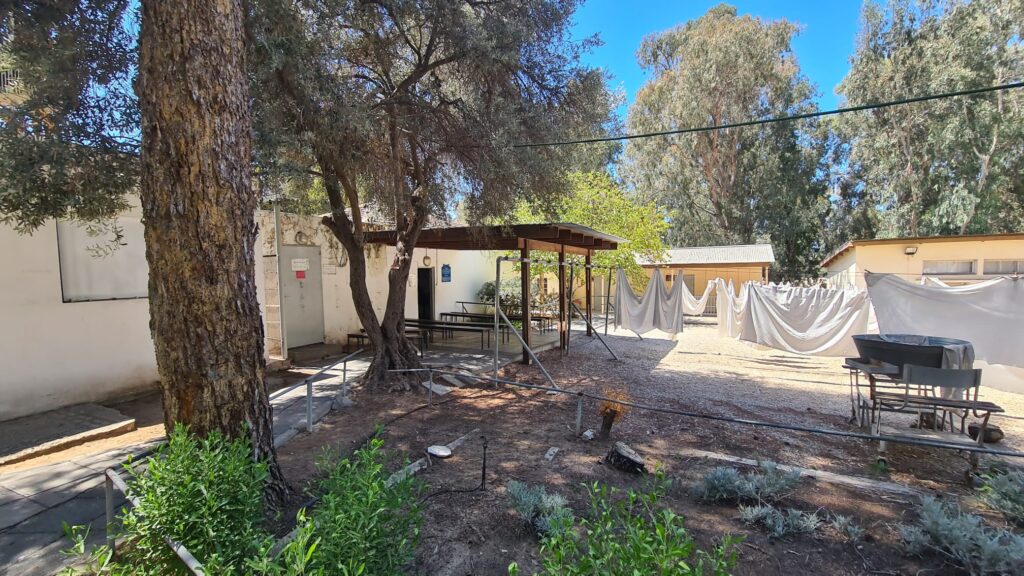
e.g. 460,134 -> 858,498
643,244 -> 775,266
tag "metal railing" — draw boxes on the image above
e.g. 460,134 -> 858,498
268,348 -> 365,433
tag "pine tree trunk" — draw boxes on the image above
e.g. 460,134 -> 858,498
138,0 -> 286,504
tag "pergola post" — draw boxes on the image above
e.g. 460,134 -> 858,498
520,241 -> 531,364
585,252 -> 592,336
558,246 -> 566,354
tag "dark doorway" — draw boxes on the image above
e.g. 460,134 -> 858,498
417,267 -> 435,320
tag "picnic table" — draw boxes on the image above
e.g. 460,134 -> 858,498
440,311 -> 556,332
844,357 -> 1004,472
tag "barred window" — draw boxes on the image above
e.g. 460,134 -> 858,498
983,260 -> 1024,275
922,260 -> 975,275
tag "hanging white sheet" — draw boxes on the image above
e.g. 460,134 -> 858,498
715,278 -> 747,338
865,273 -> 1024,368
739,284 -> 871,356
682,280 -> 715,316
614,269 -> 685,336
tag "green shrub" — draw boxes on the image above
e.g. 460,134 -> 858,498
259,438 -> 423,575
981,467 -> 1024,526
537,477 -> 741,575
62,424 -> 273,575
507,480 -> 574,536
899,496 -> 1024,574
738,504 -> 820,539
691,462 -> 801,503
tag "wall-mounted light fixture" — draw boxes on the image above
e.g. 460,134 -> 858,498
904,246 -> 918,256
422,255 -> 432,267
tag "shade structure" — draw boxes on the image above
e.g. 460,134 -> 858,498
364,222 -> 622,365
362,222 -> 624,255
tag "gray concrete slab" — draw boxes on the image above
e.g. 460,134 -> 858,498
0,462 -> 97,497
0,498 -> 46,531
0,487 -> 22,508
0,404 -> 135,465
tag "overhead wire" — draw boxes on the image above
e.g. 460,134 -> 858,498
512,81 -> 1024,148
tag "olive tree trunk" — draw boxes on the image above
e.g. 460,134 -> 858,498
138,0 -> 286,503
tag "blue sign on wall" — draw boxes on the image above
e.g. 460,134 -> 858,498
441,264 -> 451,283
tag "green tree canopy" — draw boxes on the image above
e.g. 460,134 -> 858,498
510,171 -> 667,286
621,3 -> 828,281
834,0 -> 1024,239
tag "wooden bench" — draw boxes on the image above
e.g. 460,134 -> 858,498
404,318 -> 494,349
347,329 -> 426,355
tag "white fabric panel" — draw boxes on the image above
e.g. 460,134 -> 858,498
738,284 -> 870,357
614,269 -> 685,336
866,273 -> 1024,368
682,280 -> 714,316
715,278 -> 746,338
56,217 -> 148,302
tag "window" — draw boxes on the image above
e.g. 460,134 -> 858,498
922,260 -> 975,275
983,259 -> 1024,275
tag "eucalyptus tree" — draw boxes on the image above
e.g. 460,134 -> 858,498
1,1 -> 286,501
247,0 -> 614,388
622,4 -> 828,281
836,0 -> 1024,238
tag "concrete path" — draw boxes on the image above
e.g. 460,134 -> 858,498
0,356 -> 368,576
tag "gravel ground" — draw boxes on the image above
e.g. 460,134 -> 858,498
526,318 -> 1024,480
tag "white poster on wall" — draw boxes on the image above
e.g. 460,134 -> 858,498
57,216 -> 149,302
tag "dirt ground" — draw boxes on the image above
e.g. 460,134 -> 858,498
276,321 -> 1024,576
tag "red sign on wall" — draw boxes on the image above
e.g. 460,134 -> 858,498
295,270 -> 306,279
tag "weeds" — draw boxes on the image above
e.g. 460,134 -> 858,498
538,474 -> 741,575
691,461 -> 801,503
507,480 -> 574,536
899,496 -> 1024,574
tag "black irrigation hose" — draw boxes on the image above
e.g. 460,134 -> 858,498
392,368 -> 1024,459
419,436 -> 489,503
513,81 -> 1024,148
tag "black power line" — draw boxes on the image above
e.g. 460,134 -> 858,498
513,81 -> 1024,148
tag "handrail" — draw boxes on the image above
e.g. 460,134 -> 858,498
269,348 -> 365,432
105,468 -> 206,574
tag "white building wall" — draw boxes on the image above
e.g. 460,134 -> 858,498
0,213 -> 272,422
0,219 -> 159,421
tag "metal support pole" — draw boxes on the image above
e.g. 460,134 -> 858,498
604,268 -> 613,336
105,473 -> 115,553
571,301 -> 618,360
494,257 -> 502,380
575,393 -> 584,437
305,375 -> 313,433
567,261 -> 574,355
498,308 -> 556,388
585,254 -> 592,337
427,369 -> 434,406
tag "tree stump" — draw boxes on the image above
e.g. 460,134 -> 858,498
599,410 -> 618,439
605,442 -> 645,474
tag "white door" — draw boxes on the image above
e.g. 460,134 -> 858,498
280,245 -> 325,348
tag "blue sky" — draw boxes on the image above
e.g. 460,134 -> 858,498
571,1 -> 866,119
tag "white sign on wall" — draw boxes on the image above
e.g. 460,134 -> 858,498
57,217 -> 149,302
290,258 -> 310,272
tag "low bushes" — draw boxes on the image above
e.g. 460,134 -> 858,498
981,466 -> 1024,526
507,480 -> 573,536
525,476 -> 740,576
62,429 -> 422,575
691,461 -> 801,504
899,496 -> 1024,574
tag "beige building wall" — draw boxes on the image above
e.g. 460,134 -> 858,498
824,236 -> 1024,290
645,264 -> 769,296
